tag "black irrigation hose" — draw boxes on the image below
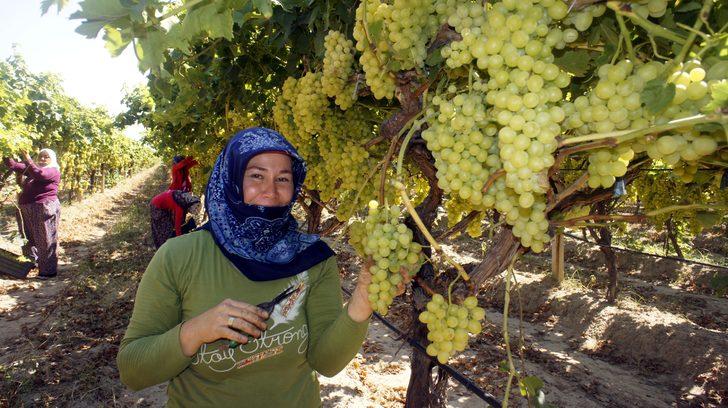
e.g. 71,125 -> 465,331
562,232 -> 728,271
341,287 -> 502,408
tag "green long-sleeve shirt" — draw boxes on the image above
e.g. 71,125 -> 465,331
117,230 -> 369,407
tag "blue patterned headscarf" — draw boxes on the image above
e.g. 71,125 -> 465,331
201,127 -> 334,281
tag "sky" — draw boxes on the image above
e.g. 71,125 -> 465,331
0,0 -> 147,140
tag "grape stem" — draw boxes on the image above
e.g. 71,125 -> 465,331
413,276 -> 437,296
698,159 -> 728,168
383,113 -> 428,202
301,187 -> 336,213
614,13 -> 637,62
154,0 -> 207,26
436,210 -> 481,240
552,204 -> 728,228
558,113 -> 727,147
606,1 -> 686,44
551,213 -> 645,227
645,204 -> 728,218
676,0 -> 714,64
447,274 -> 461,305
552,138 -> 618,172
547,172 -> 590,213
482,169 -> 505,194
395,116 -> 430,176
397,182 -> 470,281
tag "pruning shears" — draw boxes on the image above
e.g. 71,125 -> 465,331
228,285 -> 297,348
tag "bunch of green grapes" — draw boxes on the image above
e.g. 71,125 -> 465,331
427,0 -> 575,252
642,130 -> 719,167
672,162 -> 699,183
631,0 -> 668,19
490,178 -> 550,252
666,60 -> 710,108
629,169 -> 728,235
348,219 -> 368,254
353,0 -> 438,99
465,212 -> 486,238
382,0 -> 439,69
0,131 -> 33,159
562,60 -> 662,188
274,76 -> 322,165
353,0 -> 397,99
441,0 -> 573,70
444,196 -> 473,229
562,3 -> 606,31
322,30 -> 358,110
419,294 -> 486,364
273,77 -> 299,139
566,60 -> 658,135
422,90 -> 501,208
633,60 -> 720,168
293,72 -> 328,135
478,0 -> 571,251
438,2 -> 487,69
359,200 -> 424,315
317,110 -> 373,194
587,145 -> 634,189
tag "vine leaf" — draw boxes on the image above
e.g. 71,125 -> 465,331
519,376 -> 551,408
71,0 -> 127,21
554,51 -> 592,77
252,0 -> 274,18
425,50 -> 443,67
184,4 -> 234,40
136,31 -> 166,72
103,27 -> 131,57
75,21 -> 106,38
704,80 -> 728,113
675,1 -> 702,12
641,79 -> 676,114
706,61 -> 728,81
368,20 -> 384,45
40,0 -> 69,15
695,211 -> 721,229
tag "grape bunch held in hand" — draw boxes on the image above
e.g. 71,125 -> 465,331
350,200 -> 423,315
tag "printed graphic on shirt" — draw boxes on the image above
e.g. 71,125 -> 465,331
192,271 -> 310,373
268,273 -> 307,331
236,346 -> 284,369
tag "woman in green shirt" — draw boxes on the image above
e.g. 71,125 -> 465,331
118,128 -> 374,407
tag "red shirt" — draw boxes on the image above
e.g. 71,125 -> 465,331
169,157 -> 198,192
150,190 -> 185,236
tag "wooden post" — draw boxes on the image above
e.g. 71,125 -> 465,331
552,232 -> 564,283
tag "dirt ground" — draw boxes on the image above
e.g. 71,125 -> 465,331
0,166 -> 726,407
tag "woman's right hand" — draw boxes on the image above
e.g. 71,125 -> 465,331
179,298 -> 269,357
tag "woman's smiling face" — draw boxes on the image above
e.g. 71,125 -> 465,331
241,152 -> 294,207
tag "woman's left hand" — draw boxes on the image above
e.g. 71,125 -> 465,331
22,152 -> 31,162
347,259 -> 411,322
